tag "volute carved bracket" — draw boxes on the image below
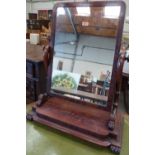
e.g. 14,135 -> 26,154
108,51 -> 126,130
36,93 -> 48,107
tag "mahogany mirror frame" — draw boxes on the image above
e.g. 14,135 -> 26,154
27,1 -> 126,154
47,0 -> 126,112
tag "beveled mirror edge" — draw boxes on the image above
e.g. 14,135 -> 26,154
46,1 -> 126,112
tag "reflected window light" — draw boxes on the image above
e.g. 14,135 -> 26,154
57,7 -> 65,16
104,6 -> 120,19
76,7 -> 90,16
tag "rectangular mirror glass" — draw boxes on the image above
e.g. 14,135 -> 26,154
51,4 -> 122,107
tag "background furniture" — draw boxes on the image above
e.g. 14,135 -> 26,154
27,19 -> 50,31
26,42 -> 47,101
28,13 -> 37,20
38,10 -> 53,20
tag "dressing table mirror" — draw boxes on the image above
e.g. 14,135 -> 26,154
27,1 -> 126,153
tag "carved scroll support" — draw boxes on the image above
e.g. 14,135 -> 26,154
43,45 -> 52,73
36,93 -> 48,107
108,51 -> 126,130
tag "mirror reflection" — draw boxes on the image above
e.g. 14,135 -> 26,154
51,5 -> 121,106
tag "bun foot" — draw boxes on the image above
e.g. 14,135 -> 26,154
110,145 -> 121,154
26,113 -> 33,121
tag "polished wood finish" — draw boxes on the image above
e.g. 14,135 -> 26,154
27,1 -> 126,153
42,44 -> 52,72
108,51 -> 126,130
50,0 -> 126,112
29,98 -> 123,153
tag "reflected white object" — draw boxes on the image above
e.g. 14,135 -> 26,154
125,16 -> 129,23
93,77 -> 97,83
104,6 -> 120,19
30,33 -> 40,45
64,94 -> 81,100
57,7 -> 65,16
76,7 -> 90,16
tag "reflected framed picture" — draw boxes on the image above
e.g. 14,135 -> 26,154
52,70 -> 81,89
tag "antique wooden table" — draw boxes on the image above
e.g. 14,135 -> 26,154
26,104 -> 129,155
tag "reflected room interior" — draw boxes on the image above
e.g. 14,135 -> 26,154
51,5 -> 120,106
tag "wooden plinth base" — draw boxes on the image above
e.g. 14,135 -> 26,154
27,97 -> 124,153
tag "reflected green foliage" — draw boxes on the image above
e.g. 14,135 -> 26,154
52,73 -> 77,89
